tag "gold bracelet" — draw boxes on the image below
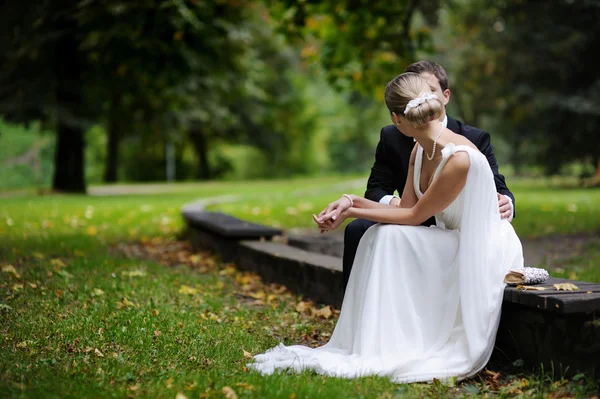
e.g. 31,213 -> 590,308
342,194 -> 354,207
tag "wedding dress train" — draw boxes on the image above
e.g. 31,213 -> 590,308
249,144 -> 524,383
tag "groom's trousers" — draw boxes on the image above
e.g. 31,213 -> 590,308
342,218 -> 377,291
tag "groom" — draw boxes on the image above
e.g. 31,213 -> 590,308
341,60 -> 515,291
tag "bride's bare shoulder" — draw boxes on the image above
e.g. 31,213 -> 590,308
447,130 -> 478,151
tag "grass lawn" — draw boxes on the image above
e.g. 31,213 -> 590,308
208,177 -> 600,240
1,176 -> 599,398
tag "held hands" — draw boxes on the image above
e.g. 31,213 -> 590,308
312,195 -> 354,233
497,193 -> 513,222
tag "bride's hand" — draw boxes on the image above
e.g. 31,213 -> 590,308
312,209 -> 350,233
317,195 -> 354,222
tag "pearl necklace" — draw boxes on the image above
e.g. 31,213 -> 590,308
425,122 -> 444,161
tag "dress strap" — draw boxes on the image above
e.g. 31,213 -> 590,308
414,145 -> 424,198
432,143 -> 457,180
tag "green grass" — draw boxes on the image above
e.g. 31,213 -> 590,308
209,177 -> 600,239
1,177 -> 599,398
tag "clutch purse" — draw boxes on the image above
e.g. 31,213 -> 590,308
504,267 -> 549,285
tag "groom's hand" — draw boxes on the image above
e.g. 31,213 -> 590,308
497,193 -> 513,222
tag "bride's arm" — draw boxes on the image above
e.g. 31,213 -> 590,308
348,152 -> 470,226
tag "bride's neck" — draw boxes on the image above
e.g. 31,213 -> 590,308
414,122 -> 443,153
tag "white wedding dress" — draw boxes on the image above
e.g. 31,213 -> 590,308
249,144 -> 524,383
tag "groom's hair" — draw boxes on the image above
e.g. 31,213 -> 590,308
405,61 -> 450,92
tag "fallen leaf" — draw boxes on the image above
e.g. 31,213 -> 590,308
153,330 -> 162,337
222,386 -> 237,399
121,269 -> 147,277
12,283 -> 24,291
235,382 -> 254,391
95,348 -> 104,357
116,298 -> 138,309
128,384 -> 139,391
2,265 -> 21,278
50,258 -> 67,269
57,270 -> 73,279
554,283 -> 579,291
178,285 -> 198,295
313,305 -> 333,319
165,377 -> 174,389
515,285 -> 547,291
175,393 -> 187,399
28,283 -> 37,289
243,349 -> 253,359
295,301 -> 312,313
92,288 -> 105,296
587,291 -> 593,294
33,252 -> 45,259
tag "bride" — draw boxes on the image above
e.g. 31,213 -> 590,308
248,72 -> 524,383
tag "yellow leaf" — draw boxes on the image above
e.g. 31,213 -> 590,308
121,269 -> 147,277
222,386 -> 238,399
50,258 -> 67,269
175,393 -> 187,399
165,377 -> 174,389
2,265 -> 21,278
219,264 -> 237,276
33,252 -> 45,259
313,305 -> 333,319
28,283 -> 37,289
295,301 -> 313,313
95,348 -> 104,357
178,285 -> 198,295
92,288 -> 105,296
515,285 -> 547,291
128,384 -> 139,391
553,283 -> 579,291
243,349 -> 253,359
249,291 -> 265,300
87,226 -> 98,236
12,283 -> 24,291
16,341 -> 29,348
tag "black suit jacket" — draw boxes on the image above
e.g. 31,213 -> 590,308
365,116 -> 515,225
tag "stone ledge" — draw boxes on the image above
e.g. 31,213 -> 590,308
182,210 -> 282,240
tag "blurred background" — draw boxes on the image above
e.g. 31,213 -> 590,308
1,0 -> 599,193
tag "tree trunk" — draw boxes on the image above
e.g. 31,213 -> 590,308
189,127 -> 211,180
592,158 -> 600,186
104,115 -> 120,183
52,2 -> 86,193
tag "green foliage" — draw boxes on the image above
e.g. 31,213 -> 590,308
268,0 -> 442,96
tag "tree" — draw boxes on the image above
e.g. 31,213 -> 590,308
0,0 -> 253,191
462,0 -> 600,179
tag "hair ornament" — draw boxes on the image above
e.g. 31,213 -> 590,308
404,92 -> 438,115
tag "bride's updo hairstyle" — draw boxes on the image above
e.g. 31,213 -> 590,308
384,72 -> 444,128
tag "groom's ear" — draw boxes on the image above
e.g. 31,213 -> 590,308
442,89 -> 451,106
